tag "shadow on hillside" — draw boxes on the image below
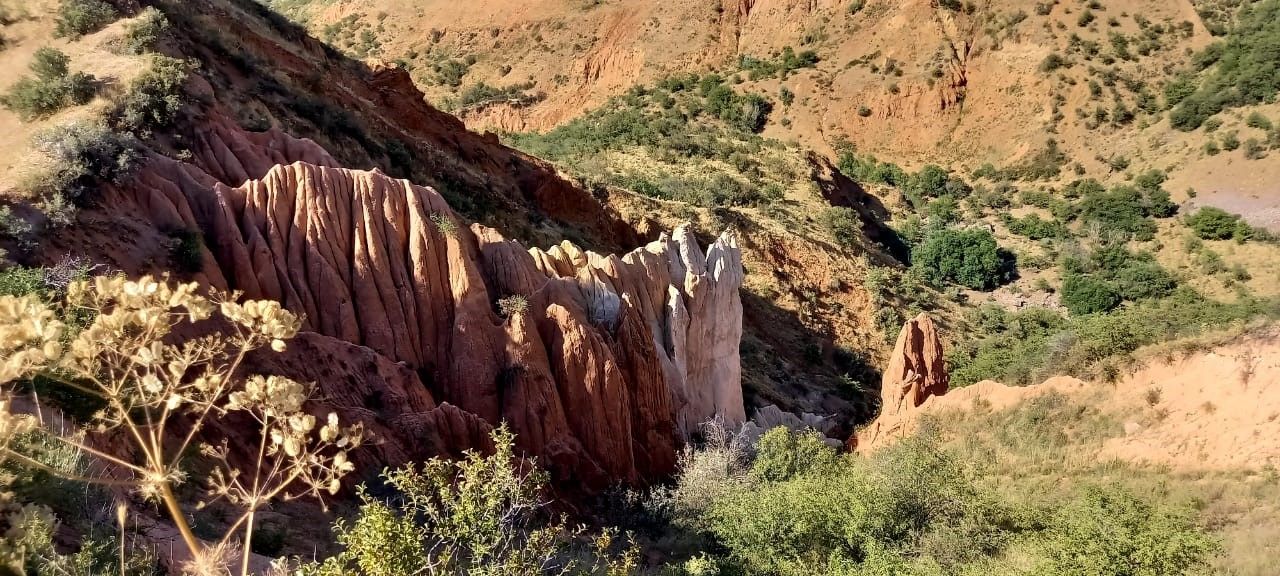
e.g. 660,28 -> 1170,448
818,167 -> 911,264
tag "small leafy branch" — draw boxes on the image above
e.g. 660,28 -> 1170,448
0,275 -> 364,575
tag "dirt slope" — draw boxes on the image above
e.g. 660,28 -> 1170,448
880,329 -> 1280,470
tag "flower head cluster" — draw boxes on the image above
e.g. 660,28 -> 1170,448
220,299 -> 302,352
0,273 -> 365,568
0,296 -> 64,384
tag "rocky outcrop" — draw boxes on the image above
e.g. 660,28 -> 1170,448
851,313 -> 948,451
54,131 -> 745,488
741,405 -> 843,449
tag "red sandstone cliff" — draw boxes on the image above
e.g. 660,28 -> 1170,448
48,119 -> 744,489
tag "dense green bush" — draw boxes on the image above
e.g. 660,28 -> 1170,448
1061,274 -> 1121,314
912,227 -> 1008,290
660,426 -> 1220,575
1041,487 -> 1219,576
838,152 -> 907,187
1185,206 -> 1251,240
1059,245 -> 1176,312
459,81 -> 542,107
111,55 -> 194,135
0,47 -> 97,121
54,0 -> 119,39
1077,185 -> 1166,240
750,427 -> 837,482
1112,260 -> 1176,300
739,46 -> 819,80
0,266 -> 46,298
1004,213 -> 1069,239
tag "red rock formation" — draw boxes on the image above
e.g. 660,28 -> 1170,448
851,313 -> 948,451
50,124 -> 744,489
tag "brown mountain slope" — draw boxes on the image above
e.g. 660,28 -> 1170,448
279,0 -> 1280,228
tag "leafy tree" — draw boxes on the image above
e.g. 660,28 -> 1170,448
1061,274 -> 1121,314
1185,206 -> 1245,240
1078,185 -> 1158,240
912,227 -> 1008,290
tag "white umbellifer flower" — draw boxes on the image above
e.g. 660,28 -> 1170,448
142,373 -> 163,394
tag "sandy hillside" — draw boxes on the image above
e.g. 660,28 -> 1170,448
917,329 -> 1280,470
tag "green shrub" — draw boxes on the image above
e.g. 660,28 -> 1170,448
1078,185 -> 1161,240
297,427 -> 636,575
1222,131 -> 1240,151
0,266 -> 46,297
458,81 -> 542,107
1244,137 -> 1267,159
738,46 -> 819,80
949,289 -> 1279,386
1004,213 -> 1068,240
117,7 -> 170,54
0,48 -> 97,121
1185,206 -> 1249,240
912,227 -> 1008,290
1112,260 -> 1176,300
1001,139 -> 1069,181
53,0 -> 119,39
24,120 -> 141,224
111,55 -> 194,135
1246,111 -> 1274,131
1061,274 -> 1121,314
1040,52 -> 1068,72
701,431 -> 1016,575
751,427 -> 837,482
822,207 -> 862,248
1042,487 -> 1219,576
